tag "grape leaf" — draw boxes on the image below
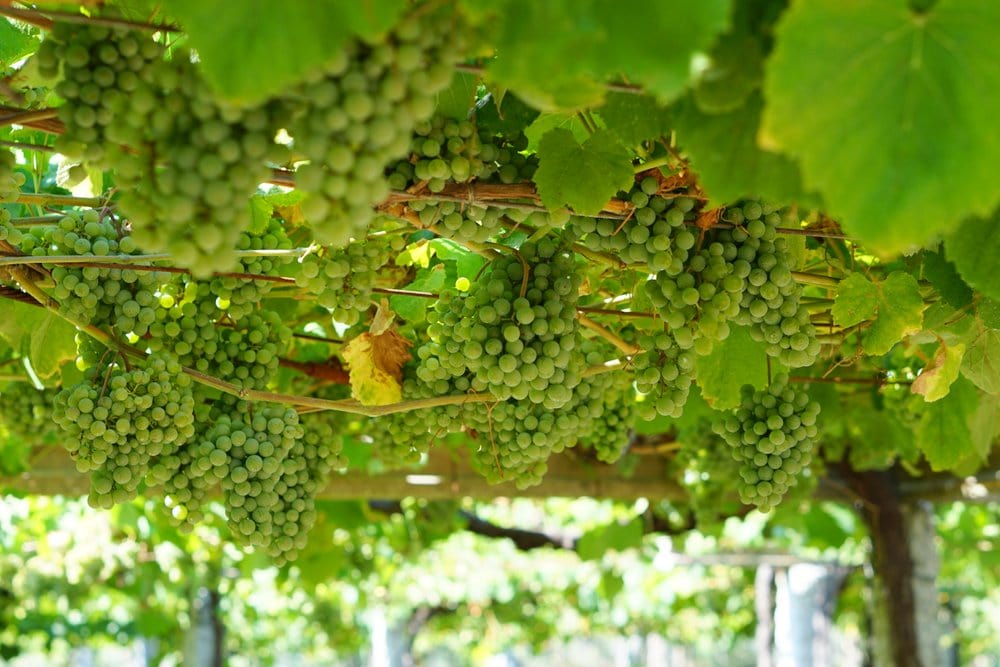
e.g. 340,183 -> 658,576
429,238 -> 485,281
482,0 -> 729,111
576,517 -> 643,561
916,376 -> 980,471
969,393 -> 1000,460
693,325 -> 786,410
670,93 -> 805,205
171,0 -> 407,104
534,129 -> 634,216
831,273 -> 879,328
342,330 -> 412,406
692,28 -> 763,114
912,341 -> 965,402
921,248 -> 973,309
945,210 -> 1000,303
0,19 -> 39,67
833,272 -> 924,355
390,266 -> 448,323
598,93 -> 672,148
435,71 -> 479,122
763,0 -> 1000,255
0,301 -> 76,379
961,325 -> 1000,394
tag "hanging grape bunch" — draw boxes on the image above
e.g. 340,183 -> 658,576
713,376 -> 820,511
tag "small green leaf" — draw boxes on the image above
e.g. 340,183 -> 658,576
693,325 -> 786,409
429,238 -> 485,280
435,71 -> 479,121
915,376 -> 979,471
390,266 -> 448,323
0,302 -> 76,379
834,272 -> 923,355
961,325 -> 1000,394
534,129 -> 634,215
0,19 -> 39,67
171,0 -> 407,104
912,341 -> 965,402
921,248 -> 974,309
945,210 -> 1000,303
763,0 -> 1000,255
576,517 -> 643,561
831,273 -> 879,328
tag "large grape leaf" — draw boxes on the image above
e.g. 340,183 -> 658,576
171,0 -> 407,104
945,210 -> 1000,303
916,376 -> 981,471
670,93 -> 805,206
482,0 -> 729,111
598,93 -> 673,148
693,325 -> 786,410
921,247 -> 974,309
832,272 -> 924,355
534,129 -> 634,216
763,0 -> 1000,255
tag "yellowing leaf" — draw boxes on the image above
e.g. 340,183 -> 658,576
342,328 -> 413,407
912,341 -> 965,402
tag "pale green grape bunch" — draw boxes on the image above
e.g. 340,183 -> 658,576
571,178 -> 699,270
35,22 -> 165,166
712,375 -> 820,511
287,6 -> 465,245
465,397 -> 582,489
1,210 -> 173,336
364,375 -> 449,468
727,201 -> 821,367
53,353 -> 197,508
114,56 -> 290,276
0,382 -> 58,444
574,370 -> 636,464
388,117 -> 558,244
295,231 -> 405,326
631,326 -> 695,419
417,238 -> 584,409
0,149 -> 26,203
207,217 -> 296,320
643,231 -> 747,356
148,296 -> 291,391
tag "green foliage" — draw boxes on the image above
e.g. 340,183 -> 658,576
534,129 -> 634,215
170,0 -> 408,104
763,0 -> 1000,255
692,325 -> 778,410
576,517 -> 643,561
946,210 -> 1000,302
832,271 -> 924,355
0,301 -> 77,379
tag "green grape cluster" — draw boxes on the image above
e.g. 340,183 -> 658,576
1,210 -> 173,336
465,397 -> 580,489
575,370 -> 636,464
53,354 -> 196,508
114,56 -> 289,276
0,382 -> 57,443
206,217 -> 296,320
643,230 -> 747,356
35,22 -> 165,166
363,375 -> 451,468
288,7 -> 464,245
148,292 -> 290,391
0,149 -> 25,203
417,239 -> 583,409
572,178 -> 699,270
295,232 -> 405,326
387,117 -> 561,244
632,326 -> 695,419
712,376 -> 820,511
726,201 -> 821,367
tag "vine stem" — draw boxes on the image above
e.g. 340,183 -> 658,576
578,314 -> 640,355
791,271 -> 840,289
0,139 -> 56,153
454,63 -> 643,95
0,374 -> 28,383
7,214 -> 65,226
790,375 -> 913,386
8,192 -> 105,208
0,107 -> 60,129
0,6 -> 180,32
0,248 -> 308,267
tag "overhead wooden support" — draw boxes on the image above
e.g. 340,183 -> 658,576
0,445 -> 689,500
